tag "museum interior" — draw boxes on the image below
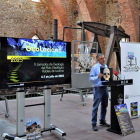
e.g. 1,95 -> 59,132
0,0 -> 140,140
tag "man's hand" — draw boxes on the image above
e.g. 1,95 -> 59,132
98,73 -> 103,78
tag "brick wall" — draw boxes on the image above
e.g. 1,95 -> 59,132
59,0 -> 80,40
106,0 -> 121,69
0,0 -> 139,70
0,0 -> 53,39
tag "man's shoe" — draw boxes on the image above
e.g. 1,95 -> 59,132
92,124 -> 98,131
100,120 -> 110,127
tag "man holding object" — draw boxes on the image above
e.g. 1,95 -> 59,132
89,53 -> 110,131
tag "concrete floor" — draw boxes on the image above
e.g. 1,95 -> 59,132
0,93 -> 140,140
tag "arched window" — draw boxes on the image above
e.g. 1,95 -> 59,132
28,30 -> 44,40
32,34 -> 40,40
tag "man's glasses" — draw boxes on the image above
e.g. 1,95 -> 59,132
100,57 -> 106,60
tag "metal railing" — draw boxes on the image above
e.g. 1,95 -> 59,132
0,87 -> 44,101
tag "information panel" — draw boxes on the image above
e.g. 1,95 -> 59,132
121,42 -> 140,116
26,117 -> 41,140
131,102 -> 138,118
114,104 -> 135,136
0,37 -> 71,89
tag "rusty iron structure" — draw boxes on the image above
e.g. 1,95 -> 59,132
77,21 -> 130,69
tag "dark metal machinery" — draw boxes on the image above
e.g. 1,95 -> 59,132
77,21 -> 130,69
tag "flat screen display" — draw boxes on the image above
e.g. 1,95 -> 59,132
0,37 -> 71,89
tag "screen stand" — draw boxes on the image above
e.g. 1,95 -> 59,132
43,86 -> 66,140
13,86 -> 66,140
16,88 -> 25,137
2,86 -> 66,140
44,86 -> 51,129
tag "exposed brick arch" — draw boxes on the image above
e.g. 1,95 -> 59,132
76,0 -> 99,21
46,0 -> 73,42
75,0 -> 106,54
118,0 -> 139,42
45,0 -> 63,39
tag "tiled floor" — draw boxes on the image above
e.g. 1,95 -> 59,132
0,93 -> 139,140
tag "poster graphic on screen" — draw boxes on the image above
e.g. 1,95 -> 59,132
131,102 -> 138,118
0,37 -> 71,89
114,104 -> 135,136
123,52 -> 140,72
26,117 -> 41,140
100,68 -> 113,81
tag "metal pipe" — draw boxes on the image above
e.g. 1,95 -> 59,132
0,96 -> 9,118
5,97 -> 9,118
63,26 -> 82,41
2,133 -> 25,140
53,19 -> 58,40
55,127 -> 66,136
25,103 -> 45,107
81,22 -> 86,41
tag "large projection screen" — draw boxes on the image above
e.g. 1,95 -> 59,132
0,37 -> 71,89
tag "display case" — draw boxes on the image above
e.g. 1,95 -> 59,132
71,40 -> 98,88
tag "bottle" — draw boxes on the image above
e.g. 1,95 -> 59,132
123,74 -> 125,84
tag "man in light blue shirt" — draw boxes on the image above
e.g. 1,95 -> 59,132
89,53 -> 110,131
